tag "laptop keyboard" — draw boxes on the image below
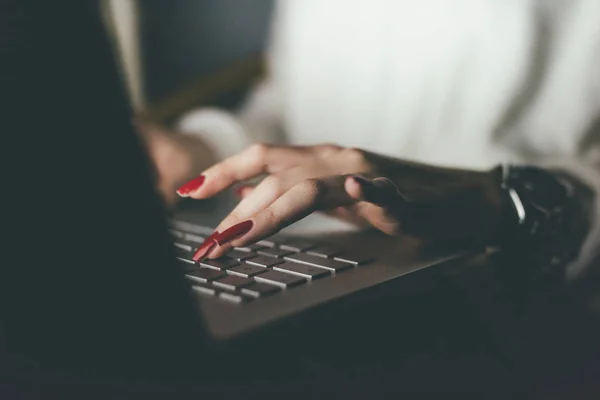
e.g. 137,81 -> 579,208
169,221 -> 373,304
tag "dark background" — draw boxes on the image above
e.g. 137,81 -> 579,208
140,0 -> 274,104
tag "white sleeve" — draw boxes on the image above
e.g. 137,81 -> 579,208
176,0 -> 288,160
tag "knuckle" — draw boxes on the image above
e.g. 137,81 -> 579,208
261,174 -> 284,195
260,207 -> 278,226
342,147 -> 366,164
298,178 -> 327,206
318,143 -> 342,155
248,143 -> 270,163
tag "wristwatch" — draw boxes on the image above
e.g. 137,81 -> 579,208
499,165 -> 582,277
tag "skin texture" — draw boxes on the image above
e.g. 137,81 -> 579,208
178,143 -> 504,259
137,123 -> 216,204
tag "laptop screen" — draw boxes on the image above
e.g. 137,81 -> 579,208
1,1 -> 209,379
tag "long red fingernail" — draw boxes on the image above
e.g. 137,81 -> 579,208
176,175 -> 205,197
214,221 -> 253,245
192,231 -> 219,262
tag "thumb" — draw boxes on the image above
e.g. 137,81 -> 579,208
345,175 -> 407,207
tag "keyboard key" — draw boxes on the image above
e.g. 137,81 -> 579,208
334,253 -> 374,265
254,270 -> 307,288
169,229 -> 184,239
174,242 -> 193,252
306,245 -> 342,258
200,257 -> 239,271
256,234 -> 288,248
241,283 -> 281,298
225,249 -> 257,261
213,275 -> 254,291
234,243 -> 265,252
175,247 -> 195,263
227,264 -> 268,278
279,239 -> 315,252
284,253 -> 353,273
257,247 -> 293,258
191,283 -> 219,296
245,256 -> 285,268
184,233 -> 205,243
273,262 -> 331,280
218,291 -> 252,304
180,262 -> 200,273
185,268 -> 226,283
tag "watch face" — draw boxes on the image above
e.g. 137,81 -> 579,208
503,166 -> 585,273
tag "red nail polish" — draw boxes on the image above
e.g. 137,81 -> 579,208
214,220 -> 253,245
192,231 -> 219,262
176,175 -> 205,197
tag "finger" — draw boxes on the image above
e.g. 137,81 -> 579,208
345,175 -> 407,207
233,185 -> 255,199
350,201 -> 402,235
324,206 -> 371,228
214,162 -> 339,235
345,175 -> 405,234
209,176 -> 354,257
185,144 -> 327,199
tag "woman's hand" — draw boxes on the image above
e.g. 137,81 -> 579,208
178,143 -> 504,260
136,122 -> 217,204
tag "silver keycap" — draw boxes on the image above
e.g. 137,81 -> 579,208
184,233 -> 205,243
200,257 -> 239,271
234,243 -> 265,252
213,275 -> 254,291
284,253 -> 353,273
191,283 -> 219,296
306,245 -> 342,258
334,253 -> 373,265
257,248 -> 293,258
273,262 -> 331,280
279,239 -> 315,252
245,256 -> 285,268
174,242 -> 193,252
175,247 -> 195,263
218,292 -> 252,304
256,234 -> 288,248
241,283 -> 281,298
227,264 -> 268,278
185,268 -> 226,283
254,270 -> 306,288
169,229 -> 184,239
225,249 -> 257,261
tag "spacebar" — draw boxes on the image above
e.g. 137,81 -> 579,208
283,253 -> 352,272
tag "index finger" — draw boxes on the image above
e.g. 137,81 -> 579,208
182,144 -> 317,199
209,176 -> 354,257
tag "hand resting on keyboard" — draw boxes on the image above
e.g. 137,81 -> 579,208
176,144 -> 504,260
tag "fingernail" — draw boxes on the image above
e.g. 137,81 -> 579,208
192,231 -> 219,262
176,175 -> 205,197
214,220 -> 253,246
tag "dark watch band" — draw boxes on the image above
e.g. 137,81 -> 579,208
499,165 -> 583,278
